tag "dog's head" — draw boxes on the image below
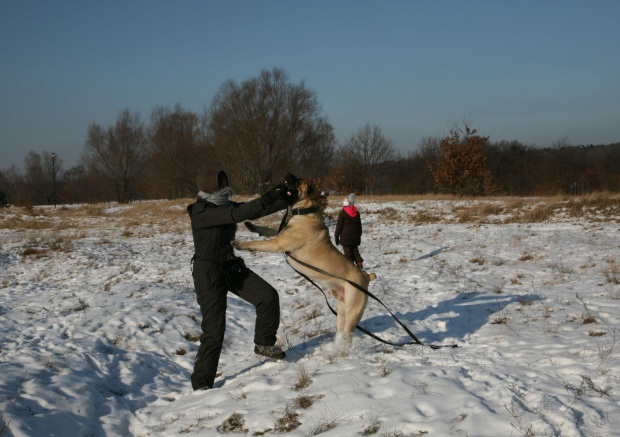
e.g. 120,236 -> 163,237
283,173 -> 320,205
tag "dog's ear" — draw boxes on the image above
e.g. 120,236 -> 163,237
307,181 -> 319,199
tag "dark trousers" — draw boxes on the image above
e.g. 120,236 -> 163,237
191,266 -> 280,390
342,245 -> 364,264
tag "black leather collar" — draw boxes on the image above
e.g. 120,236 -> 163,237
291,206 -> 320,216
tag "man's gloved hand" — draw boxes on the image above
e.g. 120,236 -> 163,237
281,187 -> 298,205
282,173 -> 298,205
260,173 -> 299,207
260,184 -> 297,206
284,173 -> 297,189
260,184 -> 287,206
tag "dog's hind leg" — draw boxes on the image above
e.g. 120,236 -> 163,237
336,298 -> 346,332
331,290 -> 352,355
343,286 -> 368,335
335,331 -> 353,356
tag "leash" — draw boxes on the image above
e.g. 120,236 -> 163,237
276,208 -> 457,349
285,253 -> 457,349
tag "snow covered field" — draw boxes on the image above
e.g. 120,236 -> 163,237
1,196 -> 619,437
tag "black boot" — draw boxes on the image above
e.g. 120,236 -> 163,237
254,344 -> 286,359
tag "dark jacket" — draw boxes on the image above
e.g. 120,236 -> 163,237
188,197 -> 287,262
335,206 -> 362,247
187,195 -> 287,390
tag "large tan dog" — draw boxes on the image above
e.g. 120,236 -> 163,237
233,176 -> 376,342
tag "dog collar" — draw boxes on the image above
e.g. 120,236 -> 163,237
278,206 -> 320,233
291,206 -> 320,216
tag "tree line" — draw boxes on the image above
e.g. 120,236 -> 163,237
1,67 -> 619,206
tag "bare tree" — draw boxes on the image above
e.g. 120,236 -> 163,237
147,104 -> 208,198
83,109 -> 147,202
207,67 -> 335,194
21,151 -> 62,205
0,165 -> 24,205
338,123 -> 396,195
293,117 -> 337,181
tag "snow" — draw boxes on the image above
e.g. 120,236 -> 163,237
1,198 -> 619,436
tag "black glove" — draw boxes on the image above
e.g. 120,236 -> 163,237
281,173 -> 298,205
260,184 -> 287,206
284,173 -> 297,189
281,187 -> 298,205
335,236 -> 340,246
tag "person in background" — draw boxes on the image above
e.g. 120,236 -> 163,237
187,170 -> 297,391
334,193 -> 364,270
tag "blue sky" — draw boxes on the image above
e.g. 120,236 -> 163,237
1,0 -> 619,169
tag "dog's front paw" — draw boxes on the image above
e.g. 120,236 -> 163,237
231,240 -> 244,250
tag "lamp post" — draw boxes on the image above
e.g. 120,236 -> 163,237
51,152 -> 57,208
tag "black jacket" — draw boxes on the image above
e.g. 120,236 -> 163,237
188,197 -> 287,262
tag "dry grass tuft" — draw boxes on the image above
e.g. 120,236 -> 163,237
272,405 -> 302,433
522,203 -> 557,223
294,364 -> 312,391
491,316 -> 509,325
294,393 -> 324,409
582,315 -> 597,325
184,332 -> 200,342
588,331 -> 607,337
301,308 -> 322,322
21,236 -> 74,258
360,419 -> 382,435
308,415 -> 338,435
602,263 -> 620,284
62,298 -> 89,314
219,412 -> 248,434
376,207 -> 400,220
0,410 -> 11,437
470,256 -> 485,265
411,211 -> 442,224
562,374 -> 611,398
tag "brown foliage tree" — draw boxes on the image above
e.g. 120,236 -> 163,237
429,125 -> 496,196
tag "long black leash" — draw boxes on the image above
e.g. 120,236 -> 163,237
277,208 -> 457,349
285,253 -> 457,350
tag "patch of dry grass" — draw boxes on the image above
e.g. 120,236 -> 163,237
294,393 -> 324,409
294,364 -> 312,391
602,263 -> 620,285
219,412 -> 248,434
1,193 -> 617,241
411,211 -> 442,224
355,192 -> 619,225
272,404 -> 302,433
21,236 -> 74,258
184,332 -> 200,342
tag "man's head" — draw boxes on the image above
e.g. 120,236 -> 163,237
196,170 -> 228,194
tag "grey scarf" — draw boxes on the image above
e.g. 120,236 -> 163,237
198,186 -> 232,207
